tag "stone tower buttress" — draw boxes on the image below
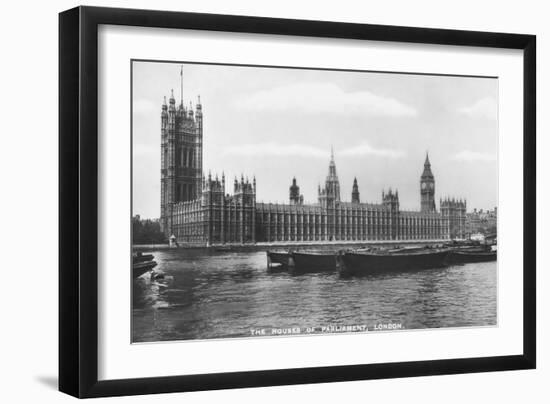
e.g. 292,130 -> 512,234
160,89 -> 177,235
195,95 -> 203,198
160,96 -> 169,232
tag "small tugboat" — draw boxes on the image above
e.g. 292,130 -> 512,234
133,252 -> 157,278
291,251 -> 338,273
337,247 -> 451,276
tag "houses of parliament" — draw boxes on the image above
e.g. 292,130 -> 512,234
159,80 -> 467,246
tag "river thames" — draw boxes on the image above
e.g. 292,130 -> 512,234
132,249 -> 497,342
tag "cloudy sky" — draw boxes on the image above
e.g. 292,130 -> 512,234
132,61 -> 498,219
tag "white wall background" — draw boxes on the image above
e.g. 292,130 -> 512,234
0,0 -> 546,402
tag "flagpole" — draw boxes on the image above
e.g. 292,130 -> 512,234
180,65 -> 183,107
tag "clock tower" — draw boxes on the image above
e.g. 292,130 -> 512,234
420,152 -> 436,212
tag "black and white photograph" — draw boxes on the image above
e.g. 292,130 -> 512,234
1,0 -> 544,401
131,60 -> 498,343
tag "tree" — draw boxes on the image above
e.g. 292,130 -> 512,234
132,215 -> 167,244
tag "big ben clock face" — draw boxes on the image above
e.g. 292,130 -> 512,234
422,182 -> 427,190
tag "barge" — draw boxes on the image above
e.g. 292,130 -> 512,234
337,248 -> 451,276
290,251 -> 338,273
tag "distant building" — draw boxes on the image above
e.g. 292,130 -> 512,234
466,207 -> 497,236
159,75 -> 467,245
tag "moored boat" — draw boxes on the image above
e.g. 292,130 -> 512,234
267,251 -> 292,269
133,258 -> 157,278
337,248 -> 451,275
133,253 -> 154,264
449,249 -> 496,263
291,251 -> 337,273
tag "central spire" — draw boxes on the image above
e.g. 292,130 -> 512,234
324,146 -> 340,202
328,146 -> 337,176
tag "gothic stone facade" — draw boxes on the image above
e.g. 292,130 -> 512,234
160,90 -> 203,235
160,89 -> 466,245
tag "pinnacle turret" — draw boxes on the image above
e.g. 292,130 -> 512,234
289,177 -> 302,205
421,151 -> 434,179
318,147 -> 341,206
351,177 -> 360,204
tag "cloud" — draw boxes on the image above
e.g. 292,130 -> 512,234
133,99 -> 156,115
458,97 -> 497,120
223,141 -> 405,159
223,143 -> 328,158
452,150 -> 496,162
235,82 -> 417,117
341,142 -> 405,159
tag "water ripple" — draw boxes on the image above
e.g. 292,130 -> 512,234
132,249 -> 497,342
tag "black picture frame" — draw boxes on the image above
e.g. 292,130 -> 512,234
59,6 -> 536,398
